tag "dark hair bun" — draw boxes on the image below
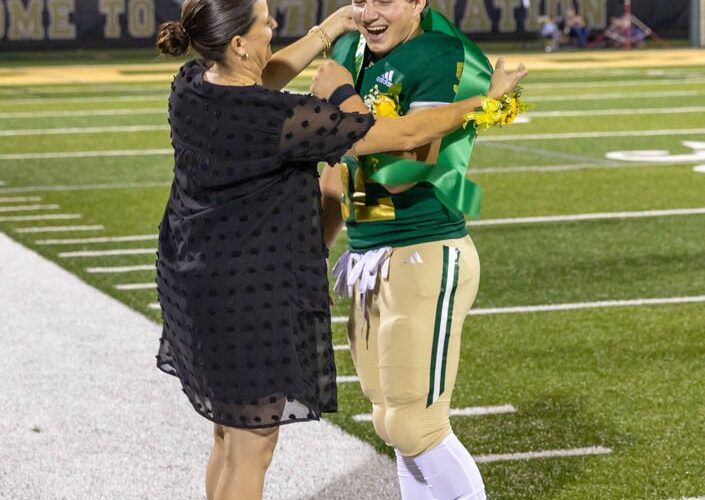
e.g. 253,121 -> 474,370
157,21 -> 190,57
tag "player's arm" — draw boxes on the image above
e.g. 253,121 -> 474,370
262,7 -> 354,90
378,107 -> 444,194
320,163 -> 345,249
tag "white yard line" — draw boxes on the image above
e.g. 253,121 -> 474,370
0,125 -> 168,137
471,160 -> 703,174
473,162 -> 626,174
148,302 -> 161,310
58,248 -> 155,258
353,405 -> 517,422
0,86 -> 164,95
87,264 -> 155,274
475,446 -> 612,464
36,234 -> 157,245
466,208 -> 705,227
450,405 -> 517,416
0,204 -> 59,213
332,295 -> 705,322
15,225 -> 104,233
0,214 -> 80,222
480,128 -> 705,142
529,78 -> 705,90
0,108 -> 165,119
333,344 -> 350,351
525,106 -> 705,118
115,283 -> 157,290
530,90 -> 705,102
4,95 -> 167,105
0,181 -> 170,194
469,296 -> 705,316
0,149 -> 172,161
336,376 -> 359,383
0,196 -> 41,203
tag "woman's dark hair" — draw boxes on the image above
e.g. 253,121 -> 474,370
157,0 -> 258,63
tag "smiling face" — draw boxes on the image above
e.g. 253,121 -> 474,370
241,0 -> 278,66
352,0 -> 425,57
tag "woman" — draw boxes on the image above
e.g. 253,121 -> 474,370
155,0 -> 527,498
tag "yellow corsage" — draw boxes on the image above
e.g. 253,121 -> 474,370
364,83 -> 402,118
463,87 -> 529,131
375,95 -> 400,117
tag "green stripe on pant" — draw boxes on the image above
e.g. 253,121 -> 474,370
427,246 -> 460,407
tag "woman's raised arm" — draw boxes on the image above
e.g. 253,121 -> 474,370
262,7 -> 356,90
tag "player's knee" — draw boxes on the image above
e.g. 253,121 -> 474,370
371,403 -> 391,444
385,407 -> 451,457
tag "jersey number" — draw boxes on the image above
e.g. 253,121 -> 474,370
340,161 -> 395,223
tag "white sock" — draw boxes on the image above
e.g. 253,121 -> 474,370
411,433 -> 486,500
395,448 -> 437,500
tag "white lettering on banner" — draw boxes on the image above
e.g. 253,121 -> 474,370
429,0 -> 456,20
277,0 -> 317,38
494,0 -> 520,32
579,0 -> 606,28
99,0 -> 125,38
543,0 -> 569,18
47,0 -> 76,39
525,0 -> 542,31
7,0 -> 44,40
459,0 -> 492,33
128,0 -> 155,38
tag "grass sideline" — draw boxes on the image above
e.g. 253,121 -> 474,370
1,51 -> 704,499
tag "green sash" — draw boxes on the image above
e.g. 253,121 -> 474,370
353,9 -> 492,218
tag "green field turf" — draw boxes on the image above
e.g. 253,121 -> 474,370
1,57 -> 704,499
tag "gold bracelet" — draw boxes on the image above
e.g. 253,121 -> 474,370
309,25 -> 332,58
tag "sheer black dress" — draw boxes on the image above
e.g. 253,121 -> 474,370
156,60 -> 374,428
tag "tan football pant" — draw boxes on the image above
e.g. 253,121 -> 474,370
347,236 -> 481,457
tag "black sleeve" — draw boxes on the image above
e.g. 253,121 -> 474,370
278,93 -> 375,164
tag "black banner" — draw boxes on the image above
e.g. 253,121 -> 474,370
0,0 -> 689,50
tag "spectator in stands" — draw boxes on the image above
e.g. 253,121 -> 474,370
564,7 -> 590,47
539,15 -> 562,52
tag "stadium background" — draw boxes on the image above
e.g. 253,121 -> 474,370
0,0 -> 694,50
1,0 -> 705,499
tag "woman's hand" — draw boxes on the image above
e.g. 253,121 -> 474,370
320,6 -> 357,40
487,57 -> 528,99
311,61 -> 355,100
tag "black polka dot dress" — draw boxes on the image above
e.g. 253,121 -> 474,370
156,60 -> 374,428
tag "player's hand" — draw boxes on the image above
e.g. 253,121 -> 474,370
311,61 -> 355,100
488,57 -> 528,99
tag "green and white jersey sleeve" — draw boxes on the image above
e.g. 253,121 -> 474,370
404,33 -> 465,112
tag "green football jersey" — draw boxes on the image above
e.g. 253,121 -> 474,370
332,31 -> 470,252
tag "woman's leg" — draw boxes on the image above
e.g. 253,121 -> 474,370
206,424 -> 225,500
213,425 -> 280,500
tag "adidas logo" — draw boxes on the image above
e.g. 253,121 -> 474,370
403,252 -> 424,265
376,70 -> 395,87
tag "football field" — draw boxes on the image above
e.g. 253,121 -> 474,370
1,49 -> 705,499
